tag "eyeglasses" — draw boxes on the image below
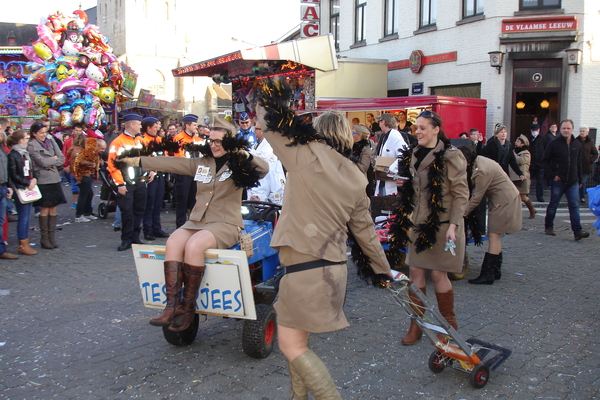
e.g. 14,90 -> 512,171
417,111 -> 434,118
494,123 -> 507,132
208,139 -> 223,147
239,121 -> 251,125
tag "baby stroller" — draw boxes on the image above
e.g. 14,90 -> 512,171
97,164 -> 118,219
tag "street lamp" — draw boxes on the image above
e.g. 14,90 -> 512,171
488,51 -> 504,74
565,48 -> 582,73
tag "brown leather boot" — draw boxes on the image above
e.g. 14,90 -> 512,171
402,286 -> 426,345
38,216 -> 53,249
289,361 -> 308,400
290,350 -> 342,400
48,215 -> 59,248
435,289 -> 458,343
169,263 -> 205,331
524,197 -> 536,219
149,261 -> 183,326
18,239 -> 38,255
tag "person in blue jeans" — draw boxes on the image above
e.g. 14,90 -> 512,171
7,130 -> 38,255
542,119 -> 590,241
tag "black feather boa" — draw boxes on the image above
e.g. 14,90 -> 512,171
115,135 -> 262,189
258,78 -> 352,159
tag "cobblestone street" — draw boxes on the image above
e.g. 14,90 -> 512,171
1,185 -> 599,399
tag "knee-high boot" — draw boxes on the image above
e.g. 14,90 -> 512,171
435,289 -> 458,343
289,361 -> 308,400
495,252 -> 503,280
149,261 -> 183,326
524,197 -> 536,219
468,252 -> 497,284
169,262 -> 205,331
38,215 -> 53,249
402,286 -> 426,345
290,350 -> 342,400
48,215 -> 59,248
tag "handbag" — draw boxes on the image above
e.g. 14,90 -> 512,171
15,185 -> 42,204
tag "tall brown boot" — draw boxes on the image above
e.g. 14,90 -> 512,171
524,197 -> 536,219
402,286 -> 426,345
169,262 -> 205,331
290,350 -> 342,400
18,239 -> 38,255
435,289 -> 458,343
48,215 -> 59,248
38,216 -> 53,249
289,361 -> 308,400
149,261 -> 183,326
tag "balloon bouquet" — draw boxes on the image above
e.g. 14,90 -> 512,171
23,10 -> 123,130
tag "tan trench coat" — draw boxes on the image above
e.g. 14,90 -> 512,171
465,156 -> 522,234
260,115 -> 391,332
405,141 -> 469,273
509,149 -> 531,194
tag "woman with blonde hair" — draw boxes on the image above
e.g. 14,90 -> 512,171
257,79 -> 399,399
510,135 -> 535,219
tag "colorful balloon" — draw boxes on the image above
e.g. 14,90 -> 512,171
23,46 -> 45,64
83,24 -> 113,53
36,24 -> 60,54
47,108 -> 61,124
51,93 -> 68,106
60,111 -> 73,127
72,105 -> 85,123
62,40 -> 82,56
85,63 -> 107,83
83,108 -> 98,128
33,42 -> 53,61
93,87 -> 115,103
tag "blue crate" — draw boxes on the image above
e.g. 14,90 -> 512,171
230,220 -> 279,282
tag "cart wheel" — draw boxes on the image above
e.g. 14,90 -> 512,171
162,314 -> 199,346
242,303 -> 276,359
98,202 -> 108,219
428,350 -> 447,373
449,252 -> 469,280
469,363 -> 490,389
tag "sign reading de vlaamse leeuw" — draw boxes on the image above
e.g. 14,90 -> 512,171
502,16 -> 578,33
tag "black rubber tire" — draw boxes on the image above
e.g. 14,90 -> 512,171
162,313 -> 199,346
242,303 -> 277,359
469,363 -> 490,389
98,202 -> 108,219
449,251 -> 469,280
428,350 -> 446,373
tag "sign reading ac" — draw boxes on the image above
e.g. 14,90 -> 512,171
301,0 -> 320,38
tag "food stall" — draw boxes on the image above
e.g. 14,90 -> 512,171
172,34 -> 388,121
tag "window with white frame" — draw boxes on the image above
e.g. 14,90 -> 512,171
463,0 -> 483,18
520,0 -> 560,9
330,0 -> 340,50
384,0 -> 398,36
420,0 -> 437,28
355,0 -> 367,44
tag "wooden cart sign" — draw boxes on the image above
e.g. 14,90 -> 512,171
132,245 -> 257,320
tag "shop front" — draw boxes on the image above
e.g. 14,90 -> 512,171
499,15 -> 579,140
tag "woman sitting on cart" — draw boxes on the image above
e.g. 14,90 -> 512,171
390,110 -> 469,346
457,145 -> 522,285
257,78 -> 400,400
121,118 -> 268,332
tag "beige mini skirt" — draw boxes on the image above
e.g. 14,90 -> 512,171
179,220 -> 239,249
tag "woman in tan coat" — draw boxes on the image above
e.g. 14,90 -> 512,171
391,111 -> 469,346
458,146 -> 522,285
257,79 -> 399,399
510,135 -> 535,218
122,118 -> 268,332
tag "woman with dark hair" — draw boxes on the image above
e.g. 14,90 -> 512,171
257,79 -> 399,399
457,145 -> 522,285
389,110 -> 469,346
27,122 -> 66,249
480,123 -> 525,180
121,118 -> 268,332
510,135 -> 535,219
396,110 -> 412,133
7,130 -> 37,256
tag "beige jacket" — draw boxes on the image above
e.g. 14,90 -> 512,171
141,155 -> 268,228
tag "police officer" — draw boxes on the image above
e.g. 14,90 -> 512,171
236,112 -> 257,149
172,114 -> 203,228
136,116 -> 170,241
108,113 -> 148,251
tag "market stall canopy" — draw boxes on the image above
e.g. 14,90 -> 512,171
172,34 -> 338,78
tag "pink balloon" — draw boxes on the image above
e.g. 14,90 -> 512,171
23,46 -> 45,64
37,24 -> 60,53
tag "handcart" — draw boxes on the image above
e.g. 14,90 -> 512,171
133,201 -> 282,359
389,274 -> 511,389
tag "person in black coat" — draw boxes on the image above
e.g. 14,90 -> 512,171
525,123 -> 548,202
480,123 -> 524,179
